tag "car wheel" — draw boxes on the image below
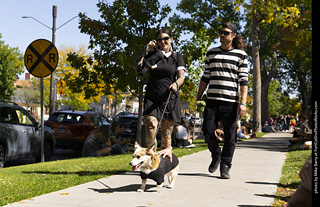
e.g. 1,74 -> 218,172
0,144 -> 6,168
35,141 -> 53,162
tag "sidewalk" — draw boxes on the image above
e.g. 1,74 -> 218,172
6,132 -> 291,207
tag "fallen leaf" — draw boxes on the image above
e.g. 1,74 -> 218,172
60,193 -> 69,195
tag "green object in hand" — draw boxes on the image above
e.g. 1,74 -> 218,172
196,101 -> 206,113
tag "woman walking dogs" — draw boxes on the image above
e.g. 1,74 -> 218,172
134,28 -> 185,162
196,22 -> 248,179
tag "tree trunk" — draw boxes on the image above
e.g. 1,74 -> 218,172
251,9 -> 262,133
261,51 -> 277,124
298,74 -> 311,115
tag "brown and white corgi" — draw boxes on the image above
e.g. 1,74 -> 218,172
130,142 -> 179,192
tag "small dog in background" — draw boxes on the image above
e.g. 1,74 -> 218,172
136,47 -> 164,75
215,129 -> 225,142
130,142 -> 179,192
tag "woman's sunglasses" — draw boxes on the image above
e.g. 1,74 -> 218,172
219,30 -> 232,36
157,36 -> 171,43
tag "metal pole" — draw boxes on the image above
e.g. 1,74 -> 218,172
49,5 -> 57,116
40,77 -> 44,162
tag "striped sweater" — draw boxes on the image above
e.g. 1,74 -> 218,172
201,47 -> 248,103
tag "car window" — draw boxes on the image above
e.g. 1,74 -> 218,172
118,117 -> 137,125
15,109 -> 34,125
49,113 -> 84,123
89,115 -> 101,125
0,107 -> 18,124
100,115 -> 110,125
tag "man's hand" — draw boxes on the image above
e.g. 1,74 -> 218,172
237,104 -> 246,116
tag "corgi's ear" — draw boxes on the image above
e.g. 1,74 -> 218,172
151,144 -> 157,152
147,144 -> 157,153
134,141 -> 141,149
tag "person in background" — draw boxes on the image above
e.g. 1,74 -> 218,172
109,121 -> 130,154
82,125 -> 112,157
173,119 -> 195,148
111,124 -> 132,153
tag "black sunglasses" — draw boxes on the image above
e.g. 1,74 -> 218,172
157,36 -> 170,42
219,30 -> 232,36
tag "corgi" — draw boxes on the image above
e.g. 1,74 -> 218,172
130,142 -> 179,192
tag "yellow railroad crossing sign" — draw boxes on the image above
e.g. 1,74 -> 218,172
24,39 -> 59,78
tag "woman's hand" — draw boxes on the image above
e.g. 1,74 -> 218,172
158,146 -> 173,162
146,40 -> 157,52
169,82 -> 178,92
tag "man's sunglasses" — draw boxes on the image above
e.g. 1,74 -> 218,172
219,30 -> 233,36
157,36 -> 171,42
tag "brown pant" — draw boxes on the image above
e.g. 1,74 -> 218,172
144,115 -> 175,149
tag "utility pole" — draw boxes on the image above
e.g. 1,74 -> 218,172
23,5 -> 77,116
49,5 -> 57,116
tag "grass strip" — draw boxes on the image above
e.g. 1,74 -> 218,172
272,143 -> 312,206
0,139 -> 207,206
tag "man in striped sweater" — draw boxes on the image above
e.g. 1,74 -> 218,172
196,22 -> 248,179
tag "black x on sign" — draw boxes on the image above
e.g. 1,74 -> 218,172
24,39 -> 59,78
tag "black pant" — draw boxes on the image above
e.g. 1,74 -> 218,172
203,100 -> 238,168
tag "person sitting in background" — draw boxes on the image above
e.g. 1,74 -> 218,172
173,119 -> 195,148
289,113 -> 312,150
262,121 -> 275,132
109,121 -> 131,154
82,125 -> 112,157
237,125 -> 250,140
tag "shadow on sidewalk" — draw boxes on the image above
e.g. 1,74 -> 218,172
235,136 -> 288,152
178,172 -> 224,179
88,184 -> 157,193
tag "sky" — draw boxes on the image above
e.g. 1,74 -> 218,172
0,0 -> 182,79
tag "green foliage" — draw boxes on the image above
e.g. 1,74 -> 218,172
0,34 -> 24,100
170,0 -> 243,42
267,80 -> 283,117
179,28 -> 211,113
67,0 -> 171,99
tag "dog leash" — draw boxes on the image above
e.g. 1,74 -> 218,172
148,90 -> 173,148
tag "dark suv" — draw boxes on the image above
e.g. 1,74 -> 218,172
44,111 -> 110,150
0,100 -> 56,168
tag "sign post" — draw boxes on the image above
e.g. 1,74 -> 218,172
24,39 -> 58,162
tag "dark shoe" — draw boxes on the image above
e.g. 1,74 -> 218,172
220,163 -> 230,179
208,156 -> 220,173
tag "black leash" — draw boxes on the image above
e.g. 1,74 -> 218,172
148,90 -> 173,148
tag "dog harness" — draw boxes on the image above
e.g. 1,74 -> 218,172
140,154 -> 179,185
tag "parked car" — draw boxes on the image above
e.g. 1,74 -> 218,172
116,113 -> 160,147
189,117 -> 202,127
44,110 -> 110,151
0,100 -> 56,168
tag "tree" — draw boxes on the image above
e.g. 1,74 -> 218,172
57,45 -> 101,110
0,34 -> 24,100
250,3 -> 262,132
67,0 -> 171,145
234,0 -> 311,130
